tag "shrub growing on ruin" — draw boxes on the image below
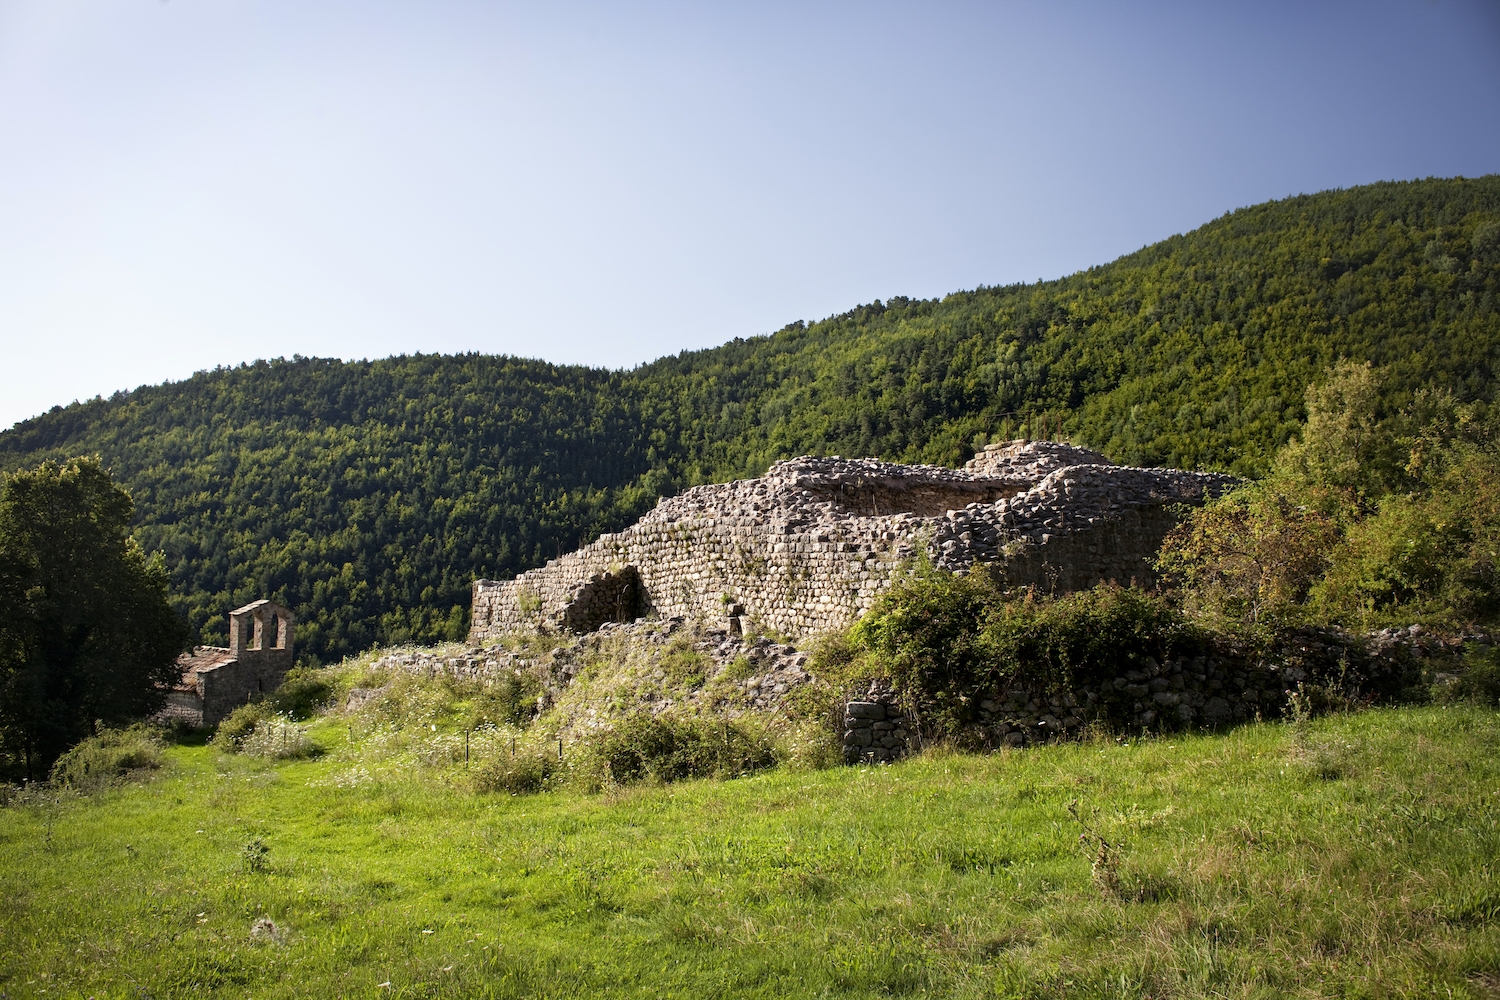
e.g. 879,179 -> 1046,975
588,714 -> 776,785
850,576 -> 1205,741
443,671 -> 543,731
1156,478 -> 1349,634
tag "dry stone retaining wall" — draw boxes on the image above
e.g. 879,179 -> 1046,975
843,696 -> 912,765
863,622 -> 1455,750
471,442 -> 1237,643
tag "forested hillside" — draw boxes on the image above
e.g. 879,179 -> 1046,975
3,176 -> 1498,662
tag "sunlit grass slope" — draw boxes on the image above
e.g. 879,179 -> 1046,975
3,706 -> 1499,998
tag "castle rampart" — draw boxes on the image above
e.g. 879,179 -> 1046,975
470,442 -> 1236,643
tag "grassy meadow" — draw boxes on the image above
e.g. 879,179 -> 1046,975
2,705 -> 1499,999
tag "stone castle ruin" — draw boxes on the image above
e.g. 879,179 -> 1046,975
384,443 -> 1443,761
161,599 -> 296,726
470,441 -> 1238,644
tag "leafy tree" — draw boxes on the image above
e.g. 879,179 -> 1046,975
0,458 -> 188,780
1314,442 -> 1500,627
1157,478 -> 1350,634
1162,359 -> 1500,633
1275,360 -> 1408,499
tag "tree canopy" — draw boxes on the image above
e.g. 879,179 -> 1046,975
0,458 -> 188,779
1,176 -> 1497,662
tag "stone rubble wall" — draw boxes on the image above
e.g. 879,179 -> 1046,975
359,617 -> 815,720
471,442 -> 1238,643
842,696 -> 912,765
884,623 -> 1457,749
964,440 -> 1112,478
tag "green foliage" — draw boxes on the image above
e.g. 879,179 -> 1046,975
241,837 -> 271,874
269,667 -> 334,720
460,672 -> 543,731
1440,644 -> 1500,707
850,576 -> 1201,739
585,713 -> 776,786
238,717 -> 318,760
1275,359 -> 1409,497
1314,444 -> 1500,627
2,178 -> 1499,663
719,654 -> 757,683
471,747 -> 561,795
211,701 -> 273,751
331,660 -> 543,739
0,458 -> 189,780
46,725 -> 164,790
1157,477 -> 1351,633
655,638 -> 709,689
1165,358 -> 1500,632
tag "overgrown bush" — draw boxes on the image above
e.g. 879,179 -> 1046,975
656,639 -> 709,688
587,713 -> 776,785
1162,362 -> 1500,634
464,672 -> 544,729
848,575 -> 1203,741
210,701 -> 273,751
48,726 -> 164,790
1439,645 -> 1500,707
271,667 -> 335,720
342,667 -> 541,733
472,748 -> 561,795
771,718 -> 844,771
210,704 -> 318,759
1157,478 -> 1350,634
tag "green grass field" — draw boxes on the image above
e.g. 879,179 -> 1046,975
3,706 -> 1499,999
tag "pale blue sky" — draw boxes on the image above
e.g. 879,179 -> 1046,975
2,1 -> 1498,429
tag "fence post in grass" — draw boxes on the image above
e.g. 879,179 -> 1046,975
465,728 -> 470,767
557,737 -> 563,762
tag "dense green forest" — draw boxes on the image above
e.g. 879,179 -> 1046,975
3,177 -> 1498,662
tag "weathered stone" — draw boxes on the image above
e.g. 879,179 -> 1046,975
158,599 -> 296,727
470,441 -> 1238,643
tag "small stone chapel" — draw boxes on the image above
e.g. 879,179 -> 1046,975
160,599 -> 296,726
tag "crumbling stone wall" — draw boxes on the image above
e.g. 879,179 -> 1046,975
843,696 -> 911,765
852,622 -> 1451,753
471,442 -> 1236,643
357,617 -> 814,726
